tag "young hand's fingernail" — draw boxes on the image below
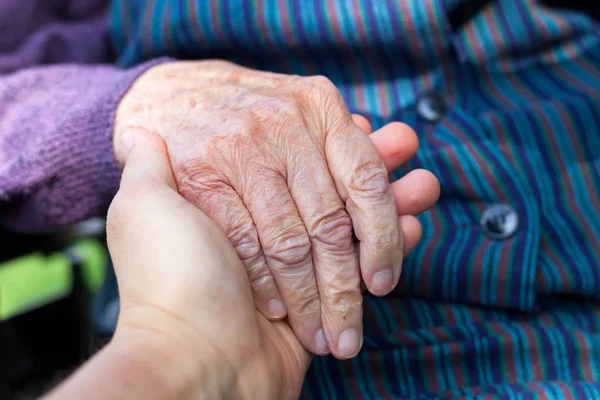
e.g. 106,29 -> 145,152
267,299 -> 286,319
338,328 -> 361,358
315,329 -> 329,354
370,268 -> 393,296
121,130 -> 137,153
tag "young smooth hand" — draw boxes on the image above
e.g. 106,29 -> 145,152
49,130 -> 311,399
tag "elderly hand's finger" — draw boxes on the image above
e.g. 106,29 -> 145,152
237,169 -> 328,356
391,169 -> 440,216
355,119 -> 440,216
358,214 -> 423,292
287,140 -> 363,359
178,175 -> 287,321
325,114 -> 403,298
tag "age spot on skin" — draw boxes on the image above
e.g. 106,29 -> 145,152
189,98 -> 197,108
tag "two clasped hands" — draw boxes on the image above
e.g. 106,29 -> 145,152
47,61 -> 439,399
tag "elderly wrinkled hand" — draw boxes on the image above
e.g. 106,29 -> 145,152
114,60 -> 439,359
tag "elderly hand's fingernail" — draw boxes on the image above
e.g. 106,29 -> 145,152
315,329 -> 329,354
338,328 -> 361,358
267,299 -> 286,319
370,268 -> 393,296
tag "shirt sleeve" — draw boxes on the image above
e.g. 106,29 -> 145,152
0,60 -> 164,232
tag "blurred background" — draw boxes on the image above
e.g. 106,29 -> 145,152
0,220 -> 116,398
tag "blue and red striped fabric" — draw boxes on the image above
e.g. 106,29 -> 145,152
110,0 -> 600,398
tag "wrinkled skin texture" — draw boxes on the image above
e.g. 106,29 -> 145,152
114,60 -> 440,358
107,131 -> 310,399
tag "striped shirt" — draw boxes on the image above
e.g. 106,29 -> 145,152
110,0 -> 600,398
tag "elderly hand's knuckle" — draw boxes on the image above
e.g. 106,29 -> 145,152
257,103 -> 304,138
269,100 -> 300,119
249,273 -> 275,293
312,76 -> 345,107
176,159 -> 220,188
178,163 -> 232,201
295,75 -> 338,103
229,222 -> 263,263
226,209 -> 262,263
323,290 -> 362,316
304,77 -> 350,132
310,209 -> 354,251
350,161 -> 390,198
264,232 -> 312,267
295,294 -> 321,319
234,238 -> 263,264
307,75 -> 337,93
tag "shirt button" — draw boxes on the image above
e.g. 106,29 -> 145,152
480,204 -> 519,240
416,92 -> 448,123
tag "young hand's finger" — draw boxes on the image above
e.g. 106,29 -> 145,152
351,114 -> 372,133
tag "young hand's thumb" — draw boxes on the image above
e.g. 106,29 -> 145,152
119,129 -> 178,191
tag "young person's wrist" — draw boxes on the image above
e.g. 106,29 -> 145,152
111,305 -> 240,399
45,313 -> 237,400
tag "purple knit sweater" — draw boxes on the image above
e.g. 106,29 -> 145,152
0,0 -> 157,232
